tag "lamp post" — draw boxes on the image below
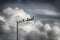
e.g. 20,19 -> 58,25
16,16 -> 34,40
15,16 -> 22,40
17,21 -> 18,40
16,20 -> 22,40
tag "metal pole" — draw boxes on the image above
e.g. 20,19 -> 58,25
17,21 -> 18,40
16,20 -> 22,40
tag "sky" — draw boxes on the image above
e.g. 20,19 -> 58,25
0,0 -> 60,20
0,0 -> 60,40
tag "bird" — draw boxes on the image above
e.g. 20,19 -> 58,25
25,16 -> 34,21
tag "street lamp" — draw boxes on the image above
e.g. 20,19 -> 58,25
16,20 -> 22,40
16,19 -> 24,40
16,21 -> 18,40
16,16 -> 34,40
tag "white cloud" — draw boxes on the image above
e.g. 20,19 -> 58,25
2,7 -> 43,33
3,7 -> 31,20
44,23 -> 51,31
0,15 -> 5,22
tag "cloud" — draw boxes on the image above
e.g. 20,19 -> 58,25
0,7 -> 60,40
0,15 -> 5,22
32,9 -> 59,17
44,23 -> 51,31
0,7 -> 44,40
3,7 -> 31,20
